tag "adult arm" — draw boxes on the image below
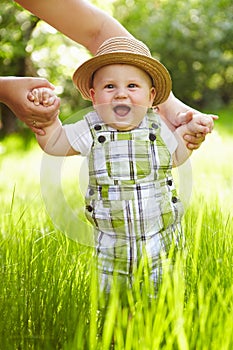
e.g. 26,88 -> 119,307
0,77 -> 60,134
15,0 -> 132,54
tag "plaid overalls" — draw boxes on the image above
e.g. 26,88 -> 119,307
84,110 -> 183,285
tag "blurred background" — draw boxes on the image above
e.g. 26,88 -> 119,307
0,0 -> 232,137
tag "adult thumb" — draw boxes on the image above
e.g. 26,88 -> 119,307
177,110 -> 193,125
30,77 -> 55,90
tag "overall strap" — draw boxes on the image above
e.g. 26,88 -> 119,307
84,110 -> 109,139
146,108 -> 161,132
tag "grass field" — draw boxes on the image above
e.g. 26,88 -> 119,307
0,111 -> 232,349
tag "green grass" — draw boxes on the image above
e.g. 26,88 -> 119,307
0,112 -> 232,349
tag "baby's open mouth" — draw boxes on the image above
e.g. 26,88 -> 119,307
113,105 -> 131,117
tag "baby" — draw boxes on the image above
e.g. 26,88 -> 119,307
28,37 -> 214,289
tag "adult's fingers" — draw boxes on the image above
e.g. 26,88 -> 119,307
184,133 -> 206,150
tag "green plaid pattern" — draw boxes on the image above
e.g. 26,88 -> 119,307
84,110 -> 183,282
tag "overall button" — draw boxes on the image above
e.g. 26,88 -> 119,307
172,196 -> 178,203
167,179 -> 173,186
98,135 -> 106,143
86,205 -> 93,212
149,133 -> 156,141
151,122 -> 158,129
89,189 -> 94,196
94,124 -> 102,131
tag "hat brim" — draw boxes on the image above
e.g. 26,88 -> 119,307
72,52 -> 172,106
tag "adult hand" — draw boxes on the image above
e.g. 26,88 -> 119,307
177,110 -> 218,150
157,93 -> 218,150
0,77 -> 60,135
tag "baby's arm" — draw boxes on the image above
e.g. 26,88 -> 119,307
173,113 -> 215,166
36,117 -> 79,156
29,87 -> 78,156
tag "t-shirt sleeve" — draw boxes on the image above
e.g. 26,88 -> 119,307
160,118 -> 178,155
63,119 -> 92,156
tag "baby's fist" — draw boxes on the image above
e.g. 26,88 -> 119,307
28,87 -> 57,107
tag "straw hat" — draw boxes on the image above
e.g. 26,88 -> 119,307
73,36 -> 172,106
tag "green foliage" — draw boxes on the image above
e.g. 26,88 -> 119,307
0,1 -> 39,76
114,0 -> 233,109
213,107 -> 233,135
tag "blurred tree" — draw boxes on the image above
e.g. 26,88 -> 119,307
114,0 -> 233,109
0,1 -> 39,135
26,21 -> 91,119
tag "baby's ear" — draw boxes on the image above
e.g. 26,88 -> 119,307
89,88 -> 96,104
150,87 -> 156,106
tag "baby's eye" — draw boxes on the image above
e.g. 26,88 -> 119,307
104,84 -> 114,89
128,83 -> 137,88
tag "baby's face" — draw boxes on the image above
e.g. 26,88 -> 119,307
89,64 -> 156,131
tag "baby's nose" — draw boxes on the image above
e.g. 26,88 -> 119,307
114,88 -> 128,99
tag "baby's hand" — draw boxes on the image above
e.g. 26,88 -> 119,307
187,113 -> 216,135
28,87 -> 57,107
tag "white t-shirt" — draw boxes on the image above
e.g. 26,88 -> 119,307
63,114 -> 177,157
